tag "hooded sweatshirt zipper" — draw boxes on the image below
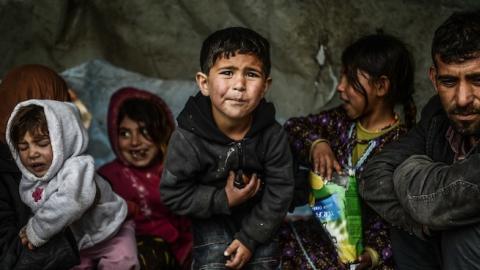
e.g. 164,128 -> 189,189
234,140 -> 246,188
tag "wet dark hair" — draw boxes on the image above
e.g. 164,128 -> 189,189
200,26 -> 271,77
432,9 -> 480,66
10,105 -> 49,151
342,34 -> 416,129
118,98 -> 172,159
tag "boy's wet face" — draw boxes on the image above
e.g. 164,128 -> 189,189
197,53 -> 271,126
118,116 -> 160,168
18,131 -> 53,177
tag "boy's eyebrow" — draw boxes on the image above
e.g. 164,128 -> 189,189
218,65 -> 264,73
466,73 -> 480,80
217,65 -> 238,70
243,65 -> 262,71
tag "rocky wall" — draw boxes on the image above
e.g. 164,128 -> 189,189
1,0 -> 479,120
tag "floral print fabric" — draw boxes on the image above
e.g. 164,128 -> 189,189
280,106 -> 407,269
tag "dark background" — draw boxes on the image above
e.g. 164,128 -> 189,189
2,0 -> 480,119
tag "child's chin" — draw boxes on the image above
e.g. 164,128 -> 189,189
32,171 -> 46,177
129,159 -> 153,168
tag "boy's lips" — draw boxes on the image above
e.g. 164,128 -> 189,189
226,99 -> 247,105
29,162 -> 48,173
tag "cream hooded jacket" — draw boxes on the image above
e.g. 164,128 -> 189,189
6,100 -> 127,250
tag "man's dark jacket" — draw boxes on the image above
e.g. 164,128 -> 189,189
360,95 -> 480,237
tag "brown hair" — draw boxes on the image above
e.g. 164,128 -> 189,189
10,105 -> 49,151
118,98 -> 172,161
342,34 -> 416,129
0,64 -> 70,142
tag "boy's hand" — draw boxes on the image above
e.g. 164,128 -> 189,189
311,141 -> 341,180
224,239 -> 252,269
225,171 -> 261,208
19,227 -> 35,250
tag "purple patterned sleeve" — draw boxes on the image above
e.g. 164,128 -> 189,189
362,206 -> 395,269
283,107 -> 348,165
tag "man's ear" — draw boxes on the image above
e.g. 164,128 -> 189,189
262,77 -> 272,97
196,72 -> 209,96
375,76 -> 390,97
428,65 -> 438,92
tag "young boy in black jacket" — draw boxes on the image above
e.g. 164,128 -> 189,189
160,27 -> 294,269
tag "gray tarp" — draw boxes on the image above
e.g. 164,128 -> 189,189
61,59 -> 198,166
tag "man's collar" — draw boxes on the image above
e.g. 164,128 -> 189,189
446,126 -> 480,161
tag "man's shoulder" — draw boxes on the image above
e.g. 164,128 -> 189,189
420,95 -> 445,121
413,94 -> 450,137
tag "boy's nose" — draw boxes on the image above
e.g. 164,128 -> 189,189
233,74 -> 246,91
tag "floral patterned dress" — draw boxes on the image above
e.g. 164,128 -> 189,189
280,106 -> 407,270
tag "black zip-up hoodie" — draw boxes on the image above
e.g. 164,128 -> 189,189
160,93 -> 294,252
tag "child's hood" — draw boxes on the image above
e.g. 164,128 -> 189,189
6,99 -> 88,181
177,92 -> 276,144
106,87 -> 175,165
